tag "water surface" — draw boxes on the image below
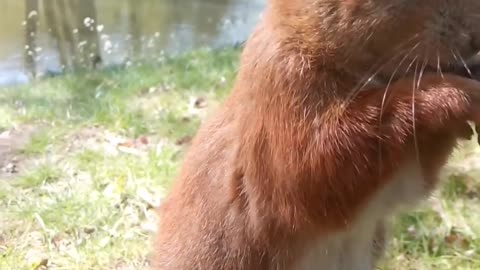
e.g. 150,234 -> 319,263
0,0 -> 265,86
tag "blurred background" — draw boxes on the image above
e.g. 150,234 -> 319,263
0,0 -> 264,86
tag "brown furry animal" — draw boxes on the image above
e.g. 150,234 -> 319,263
152,0 -> 480,269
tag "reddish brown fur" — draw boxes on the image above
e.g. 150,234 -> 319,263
152,0 -> 480,269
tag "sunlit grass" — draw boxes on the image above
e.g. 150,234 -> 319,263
0,47 -> 239,269
1,46 -> 479,269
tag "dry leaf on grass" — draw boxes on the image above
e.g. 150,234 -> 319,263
176,136 -> 193,146
103,132 -> 151,157
193,97 -> 207,109
25,249 -> 49,270
444,227 -> 470,248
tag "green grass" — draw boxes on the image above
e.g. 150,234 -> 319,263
15,165 -> 62,188
0,45 -> 479,269
19,131 -> 52,156
377,143 -> 480,269
0,47 -> 238,270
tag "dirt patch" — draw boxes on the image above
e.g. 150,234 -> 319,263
0,124 -> 38,179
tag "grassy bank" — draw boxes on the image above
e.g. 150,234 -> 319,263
0,47 -> 479,269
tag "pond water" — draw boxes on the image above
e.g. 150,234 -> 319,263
0,0 -> 265,86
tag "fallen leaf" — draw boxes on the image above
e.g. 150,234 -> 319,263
176,136 -> 193,146
25,250 -> 49,270
117,140 -> 136,148
51,232 -> 72,251
83,226 -> 96,234
193,97 -> 207,109
444,227 -> 470,248
33,258 -> 48,270
137,136 -> 148,145
445,233 -> 459,244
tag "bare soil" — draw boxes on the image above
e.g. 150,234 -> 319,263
0,125 -> 37,179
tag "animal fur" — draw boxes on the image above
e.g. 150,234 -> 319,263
152,0 -> 480,269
